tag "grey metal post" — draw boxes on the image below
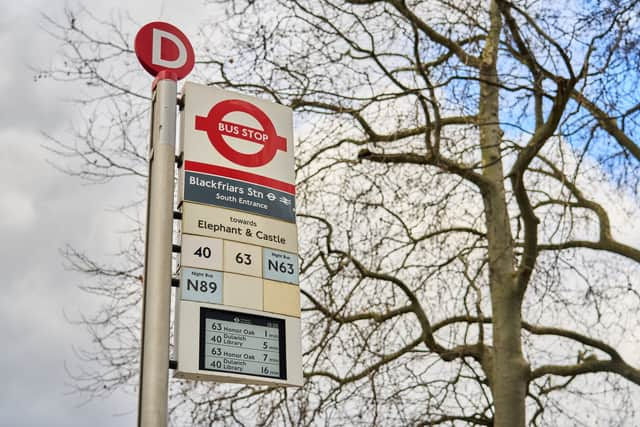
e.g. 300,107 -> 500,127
138,75 -> 177,427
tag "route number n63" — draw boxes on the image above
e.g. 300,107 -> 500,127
267,260 -> 294,275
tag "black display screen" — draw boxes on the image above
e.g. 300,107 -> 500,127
199,307 -> 286,380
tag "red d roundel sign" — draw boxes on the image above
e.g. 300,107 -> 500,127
134,22 -> 195,80
195,100 -> 287,168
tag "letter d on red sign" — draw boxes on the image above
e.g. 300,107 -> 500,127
135,22 -> 195,80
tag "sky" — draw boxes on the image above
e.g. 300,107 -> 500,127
0,1 -> 212,426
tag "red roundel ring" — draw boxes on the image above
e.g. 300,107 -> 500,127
134,21 -> 194,80
195,99 -> 287,168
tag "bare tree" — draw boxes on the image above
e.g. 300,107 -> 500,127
43,1 -> 640,425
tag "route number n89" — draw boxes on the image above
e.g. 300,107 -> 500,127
186,279 -> 217,293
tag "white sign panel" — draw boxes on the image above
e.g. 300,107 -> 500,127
180,82 -> 294,186
179,82 -> 296,223
175,83 -> 302,387
174,301 -> 303,386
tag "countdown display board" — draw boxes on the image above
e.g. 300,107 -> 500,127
174,83 -> 302,386
200,308 -> 286,379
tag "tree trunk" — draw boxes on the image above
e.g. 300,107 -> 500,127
480,76 -> 529,426
480,3 -> 529,424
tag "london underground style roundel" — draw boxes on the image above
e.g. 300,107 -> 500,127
195,99 -> 288,168
179,83 -> 295,221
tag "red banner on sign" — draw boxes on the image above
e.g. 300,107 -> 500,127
184,160 -> 296,195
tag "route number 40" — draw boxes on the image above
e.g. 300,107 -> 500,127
194,246 -> 211,258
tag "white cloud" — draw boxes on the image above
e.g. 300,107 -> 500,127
0,190 -> 37,230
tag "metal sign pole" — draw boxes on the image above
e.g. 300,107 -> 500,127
138,74 -> 177,427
